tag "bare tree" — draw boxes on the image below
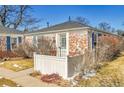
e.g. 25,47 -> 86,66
0,5 -> 40,30
22,16 -> 41,31
13,5 -> 29,29
98,22 -> 111,31
75,17 -> 90,25
0,5 -> 14,26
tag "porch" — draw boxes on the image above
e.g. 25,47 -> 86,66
34,52 -> 83,79
35,32 -> 69,57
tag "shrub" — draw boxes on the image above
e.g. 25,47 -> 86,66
96,35 -> 123,62
15,44 -> 37,58
41,73 -> 62,83
0,51 -> 19,59
29,71 -> 41,77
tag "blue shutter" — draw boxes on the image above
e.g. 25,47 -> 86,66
92,32 -> 94,49
6,36 -> 11,51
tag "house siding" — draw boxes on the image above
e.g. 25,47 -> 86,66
69,31 -> 88,57
0,36 -> 6,51
25,36 -> 33,45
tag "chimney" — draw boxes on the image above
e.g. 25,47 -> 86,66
24,28 -> 28,33
47,22 -> 50,28
68,16 -> 71,21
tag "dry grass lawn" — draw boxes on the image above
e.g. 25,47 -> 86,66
0,59 -> 33,72
78,52 -> 124,87
0,77 -> 20,87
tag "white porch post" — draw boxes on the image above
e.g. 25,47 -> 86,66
36,35 -> 38,48
17,37 -> 19,47
56,33 -> 59,56
66,32 -> 69,56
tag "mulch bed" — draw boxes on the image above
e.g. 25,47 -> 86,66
0,51 -> 19,59
40,73 -> 70,87
41,73 -> 62,83
30,72 -> 70,87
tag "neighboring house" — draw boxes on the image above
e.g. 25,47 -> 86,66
117,30 -> 124,36
0,24 -> 23,51
24,21 -> 121,79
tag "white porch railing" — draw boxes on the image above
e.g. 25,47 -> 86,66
34,52 -> 68,78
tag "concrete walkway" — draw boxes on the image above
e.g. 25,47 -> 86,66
0,67 -> 58,87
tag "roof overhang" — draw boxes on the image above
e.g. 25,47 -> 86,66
24,27 -> 90,36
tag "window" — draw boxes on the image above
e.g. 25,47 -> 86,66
18,37 -> 22,43
92,32 -> 97,49
98,33 -> 102,37
94,33 -> 97,46
11,38 -> 17,49
60,33 -> 66,49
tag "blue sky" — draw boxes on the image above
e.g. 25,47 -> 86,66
31,5 -> 124,30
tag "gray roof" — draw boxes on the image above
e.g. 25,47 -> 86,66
0,21 -> 120,37
28,21 -> 88,34
0,25 -> 23,34
25,21 -> 120,37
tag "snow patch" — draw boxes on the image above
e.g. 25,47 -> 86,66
13,64 -> 22,69
2,84 -> 10,87
82,70 -> 96,79
17,84 -> 21,87
13,64 -> 19,67
0,62 -> 4,65
0,76 -> 3,79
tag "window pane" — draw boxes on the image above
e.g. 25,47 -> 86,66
18,37 -> 22,43
60,33 -> 66,49
11,38 -> 17,49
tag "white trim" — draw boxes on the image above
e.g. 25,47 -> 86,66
57,32 -> 67,57
10,37 -> 18,50
24,27 -> 89,36
17,37 -> 19,47
35,35 -> 38,48
0,34 -> 23,37
55,33 -> 58,49
56,33 -> 59,56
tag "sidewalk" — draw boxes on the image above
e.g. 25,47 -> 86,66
0,67 -> 58,87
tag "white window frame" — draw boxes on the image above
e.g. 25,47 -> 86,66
11,37 -> 17,50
